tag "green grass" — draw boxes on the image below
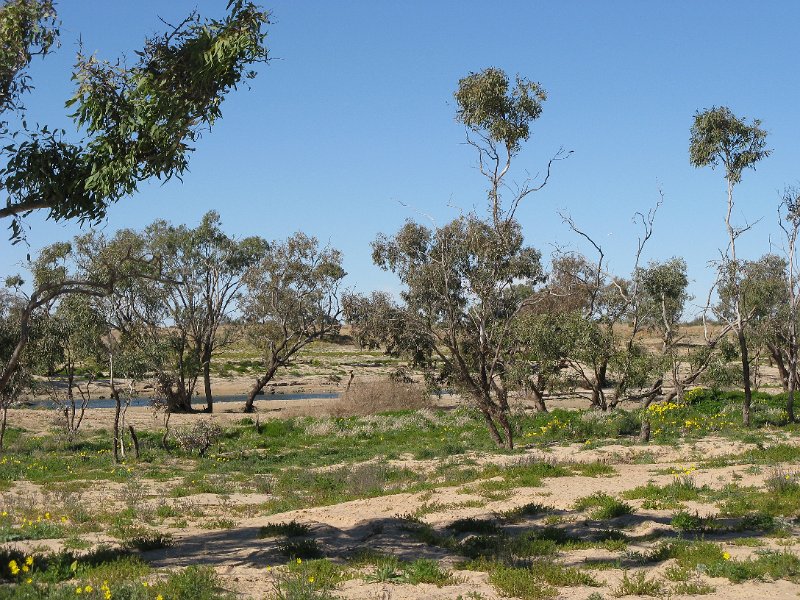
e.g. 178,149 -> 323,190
571,462 -> 617,477
670,511 -> 718,534
574,492 -> 634,520
278,539 -> 324,560
259,521 -> 312,538
359,555 -> 452,586
612,571 -> 664,597
0,549 -> 230,599
447,517 -> 501,535
480,560 -> 599,600
639,540 -> 800,584
623,476 -> 709,506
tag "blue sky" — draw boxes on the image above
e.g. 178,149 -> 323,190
3,1 -> 799,316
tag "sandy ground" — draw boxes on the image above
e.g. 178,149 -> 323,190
2,388 -> 799,598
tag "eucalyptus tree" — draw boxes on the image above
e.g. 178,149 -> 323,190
342,291 -> 396,350
778,187 -> 800,422
505,309 -> 577,412
547,246 -> 632,411
634,258 -> 689,440
372,68 -> 564,449
0,240 -> 122,402
0,0 -> 270,241
689,106 -> 770,426
45,294 -> 106,439
73,229 -> 167,459
242,233 -> 345,412
0,281 -> 34,449
145,212 -> 267,412
0,234 -> 156,454
342,290 -> 434,369
717,254 -> 788,392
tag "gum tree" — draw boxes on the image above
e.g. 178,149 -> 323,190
778,188 -> 800,422
242,233 -> 345,412
372,68 -> 565,449
0,0 -> 270,241
145,212 -> 267,412
689,106 -> 770,426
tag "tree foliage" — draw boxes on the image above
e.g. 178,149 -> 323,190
242,233 -> 345,412
689,106 -> 770,184
0,0 -> 270,241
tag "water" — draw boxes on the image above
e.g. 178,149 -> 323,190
28,392 -> 340,410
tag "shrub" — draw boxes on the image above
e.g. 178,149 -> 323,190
330,380 -> 431,416
612,571 -> 664,597
670,511 -> 717,534
173,421 -> 222,456
259,521 -> 312,538
573,493 -> 633,520
161,565 -> 232,600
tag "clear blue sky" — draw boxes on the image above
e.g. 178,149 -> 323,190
3,1 -> 799,316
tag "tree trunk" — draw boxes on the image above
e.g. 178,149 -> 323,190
478,405 -> 504,448
161,411 -> 171,450
769,344 -> 789,393
598,361 -> 609,388
638,389 -> 660,442
66,367 -> 75,435
128,425 -> 140,459
497,410 -> 514,449
639,420 -> 651,442
0,402 -> 8,452
591,384 -> 607,411
112,387 -> 121,464
244,363 -> 280,412
202,344 -> 213,413
787,334 -> 797,423
529,387 -> 548,412
738,328 -> 753,427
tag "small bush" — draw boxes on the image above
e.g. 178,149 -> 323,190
330,380 -> 431,416
173,421 -> 222,456
488,565 -> 557,600
403,558 -> 452,585
161,565 -> 232,600
259,521 -> 312,538
574,493 -> 633,520
447,517 -> 501,535
278,539 -> 324,560
671,511 -> 717,534
612,570 -> 664,597
497,502 -> 550,523
572,462 -> 616,477
111,525 -> 173,551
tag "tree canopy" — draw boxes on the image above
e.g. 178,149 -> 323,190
0,0 -> 269,242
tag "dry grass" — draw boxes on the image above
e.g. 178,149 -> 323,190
330,380 -> 431,416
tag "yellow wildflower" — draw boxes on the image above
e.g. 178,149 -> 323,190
84,585 -> 93,593
296,558 -> 302,564
9,560 -> 19,575
723,552 -> 731,560
25,556 -> 33,566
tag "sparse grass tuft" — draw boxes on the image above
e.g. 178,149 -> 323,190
612,570 -> 664,597
259,521 -> 312,538
574,492 -> 633,520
